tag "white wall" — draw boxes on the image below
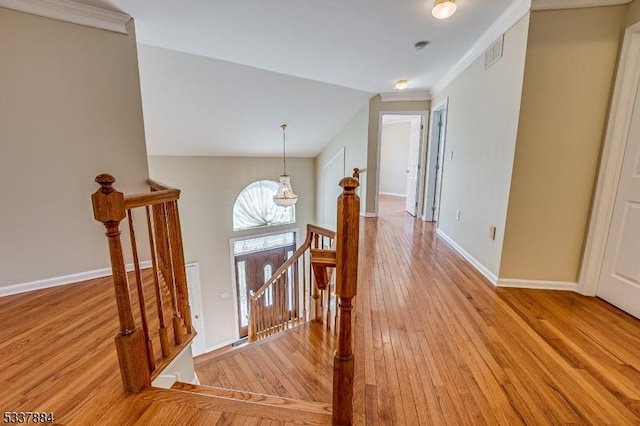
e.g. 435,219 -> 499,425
379,121 -> 411,197
315,103 -> 370,226
431,15 -> 530,279
148,156 -> 315,350
0,9 -> 149,289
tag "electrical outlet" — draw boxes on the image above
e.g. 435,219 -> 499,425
489,226 -> 497,240
456,210 -> 461,221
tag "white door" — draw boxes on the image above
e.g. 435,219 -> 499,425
186,262 -> 206,356
597,84 -> 640,320
405,118 -> 422,216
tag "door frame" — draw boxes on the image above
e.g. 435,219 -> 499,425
228,227 -> 300,341
375,110 -> 429,217
579,21 -> 640,296
422,97 -> 449,222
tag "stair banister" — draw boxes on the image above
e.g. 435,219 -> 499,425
91,174 -> 151,392
332,172 -> 360,426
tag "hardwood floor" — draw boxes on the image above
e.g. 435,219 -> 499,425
1,194 -> 640,424
349,196 -> 640,425
195,322 -> 335,403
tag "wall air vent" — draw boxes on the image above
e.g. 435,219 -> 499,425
484,35 -> 504,70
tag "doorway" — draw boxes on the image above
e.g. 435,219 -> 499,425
232,231 -> 297,338
423,99 -> 448,222
378,113 -> 426,217
581,22 -> 640,320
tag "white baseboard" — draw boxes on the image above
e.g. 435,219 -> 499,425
436,228 -> 499,285
497,279 -> 578,291
0,260 -> 152,298
361,212 -> 378,218
379,192 -> 406,198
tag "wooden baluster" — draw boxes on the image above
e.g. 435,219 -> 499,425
314,233 -> 320,249
167,200 -> 192,335
326,282 -> 332,330
302,253 -> 307,326
127,210 -> 155,372
282,277 -> 288,330
332,175 -> 360,426
92,174 -> 150,393
146,206 -> 170,358
248,295 -> 256,343
154,203 -> 182,345
312,267 -> 321,322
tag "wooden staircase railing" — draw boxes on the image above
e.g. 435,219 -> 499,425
91,174 -> 195,393
248,224 -> 336,342
247,168 -> 361,425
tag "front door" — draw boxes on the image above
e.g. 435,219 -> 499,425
597,83 -> 640,320
235,244 -> 295,338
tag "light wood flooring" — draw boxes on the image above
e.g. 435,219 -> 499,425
1,195 -> 640,424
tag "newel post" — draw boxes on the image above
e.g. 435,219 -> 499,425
332,174 -> 360,426
92,174 -> 150,393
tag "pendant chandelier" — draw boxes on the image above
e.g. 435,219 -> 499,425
273,124 -> 299,208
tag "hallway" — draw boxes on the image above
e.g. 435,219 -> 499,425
351,195 -> 640,424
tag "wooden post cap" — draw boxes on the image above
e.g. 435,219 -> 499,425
339,177 -> 360,193
92,174 -> 126,223
353,168 -> 360,180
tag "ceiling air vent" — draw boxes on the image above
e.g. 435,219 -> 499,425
484,35 -> 504,70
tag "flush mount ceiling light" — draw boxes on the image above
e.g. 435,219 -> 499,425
273,124 -> 299,208
395,80 -> 409,90
432,0 -> 457,19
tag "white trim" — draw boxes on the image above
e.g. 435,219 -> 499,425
379,192 -> 406,198
374,110 -> 429,217
531,0 -> 631,10
0,260 -> 152,298
361,212 -> 378,218
0,0 -> 131,34
379,91 -> 431,102
431,0 -> 531,97
151,343 -> 194,388
497,279 -> 578,291
579,22 -> 640,296
422,97 -> 449,222
436,228 -> 498,284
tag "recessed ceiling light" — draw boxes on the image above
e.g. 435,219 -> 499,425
414,41 -> 430,51
432,0 -> 457,20
395,80 -> 409,90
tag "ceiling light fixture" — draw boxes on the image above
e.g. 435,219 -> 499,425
273,124 -> 299,208
395,80 -> 409,90
432,0 -> 457,19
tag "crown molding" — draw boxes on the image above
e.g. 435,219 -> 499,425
379,90 -> 431,102
431,0 -> 531,97
531,0 -> 632,10
0,0 -> 131,34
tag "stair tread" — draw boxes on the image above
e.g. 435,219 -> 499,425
153,383 -> 331,424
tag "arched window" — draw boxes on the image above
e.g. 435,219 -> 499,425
233,180 -> 295,231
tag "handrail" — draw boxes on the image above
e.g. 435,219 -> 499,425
91,174 -> 194,393
247,224 -> 336,342
249,224 -> 335,301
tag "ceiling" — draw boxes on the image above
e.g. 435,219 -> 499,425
75,0 -> 519,157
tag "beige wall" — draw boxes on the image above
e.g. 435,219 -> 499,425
380,122 -> 411,196
627,0 -> 640,25
148,156 -> 315,349
0,9 -> 149,288
432,15 -> 530,278
316,103 -> 370,226
500,6 -> 626,282
366,96 -> 429,214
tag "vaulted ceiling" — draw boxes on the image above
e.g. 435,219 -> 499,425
78,0 -> 519,157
